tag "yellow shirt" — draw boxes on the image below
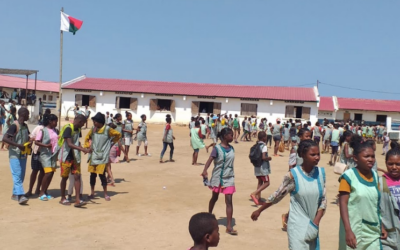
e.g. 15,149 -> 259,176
339,169 -> 378,193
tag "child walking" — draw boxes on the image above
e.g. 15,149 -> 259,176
329,124 -> 340,166
382,132 -> 390,156
206,116 -> 218,152
160,115 -> 175,163
201,128 -> 237,235
252,140 -> 326,249
136,114 -> 149,156
3,107 -> 30,204
250,132 -> 272,206
35,114 -> 59,201
188,212 -> 220,250
379,141 -> 400,249
85,113 -> 121,201
191,121 -> 205,165
122,112 -> 134,162
2,107 -> 17,151
232,114 -> 240,143
338,135 -> 387,249
339,131 -> 355,169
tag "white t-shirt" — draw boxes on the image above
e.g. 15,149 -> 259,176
107,117 -> 113,124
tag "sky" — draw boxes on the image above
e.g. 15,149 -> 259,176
1,1 -> 399,99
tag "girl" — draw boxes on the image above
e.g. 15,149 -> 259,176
26,123 -> 45,197
380,142 -> 400,249
382,132 -> 390,156
136,114 -> 149,156
251,119 -> 258,138
122,112 -> 134,162
201,128 -> 237,235
266,123 -> 273,148
191,121 -> 205,165
338,135 -> 387,249
160,115 -> 175,163
339,131 -> 355,169
1,107 -> 16,150
35,114 -> 59,201
322,124 -> 332,154
252,140 -> 326,250
313,122 -> 323,151
283,123 -> 290,149
111,113 -> 126,163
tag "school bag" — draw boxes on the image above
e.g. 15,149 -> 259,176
249,143 -> 263,168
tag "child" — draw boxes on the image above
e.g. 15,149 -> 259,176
136,114 -> 149,156
206,116 -> 218,152
85,113 -> 121,201
122,112 -> 134,162
201,128 -> 237,235
283,123 -> 290,149
379,142 -> 400,249
2,107 -> 16,150
188,212 -> 220,250
312,122 -> 323,151
382,132 -> 390,156
329,124 -> 340,166
112,113 -> 126,162
266,123 -> 273,148
35,114 -> 59,201
339,131 -> 355,169
58,114 -> 89,207
160,115 -> 175,163
252,140 -> 326,249
191,121 -> 205,165
323,124 -> 332,154
288,128 -> 312,169
338,135 -> 387,249
84,105 -> 91,129
250,132 -> 272,206
272,119 -> 282,156
26,123 -> 45,197
3,107 -> 30,204
232,114 -> 240,143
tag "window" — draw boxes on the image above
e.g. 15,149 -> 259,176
376,115 -> 387,123
75,94 -> 96,108
192,102 -> 214,114
241,103 -> 257,116
43,94 -> 47,101
116,97 -> 138,110
48,95 -> 53,101
354,113 -> 363,121
150,99 -> 175,112
285,105 -> 311,119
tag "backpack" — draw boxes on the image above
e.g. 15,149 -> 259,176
233,118 -> 239,128
249,143 -> 263,168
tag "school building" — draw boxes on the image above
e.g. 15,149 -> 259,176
319,96 -> 400,131
61,75 -> 320,124
0,74 -> 59,119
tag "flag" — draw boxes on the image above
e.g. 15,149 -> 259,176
60,11 -> 83,35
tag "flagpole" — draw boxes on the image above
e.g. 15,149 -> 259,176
58,7 -> 64,131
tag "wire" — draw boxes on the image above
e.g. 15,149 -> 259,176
319,82 -> 400,95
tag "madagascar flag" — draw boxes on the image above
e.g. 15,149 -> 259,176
60,12 -> 83,35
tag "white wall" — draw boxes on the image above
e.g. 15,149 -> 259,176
318,111 -> 337,121
335,109 -> 400,122
61,89 -> 319,124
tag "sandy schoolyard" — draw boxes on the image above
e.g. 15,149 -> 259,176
0,122 -> 387,250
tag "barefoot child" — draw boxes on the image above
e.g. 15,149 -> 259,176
379,141 -> 400,249
188,212 -> 220,250
191,121 -> 205,165
58,114 -> 89,207
250,132 -> 272,205
85,113 -> 121,201
3,107 -> 30,204
35,114 -> 59,201
122,112 -> 134,162
252,140 -> 326,249
160,116 -> 175,163
136,114 -> 149,156
201,128 -> 237,235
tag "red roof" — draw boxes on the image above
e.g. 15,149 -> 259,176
319,97 -> 335,111
337,97 -> 400,112
0,75 -> 59,92
63,77 -> 317,102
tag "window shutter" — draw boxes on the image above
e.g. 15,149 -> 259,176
170,100 -> 176,112
302,107 -> 311,120
75,94 -> 82,106
285,106 -> 294,118
249,104 -> 257,116
191,101 -> 200,114
213,102 -> 221,114
43,94 -> 47,101
150,99 -> 158,111
89,96 -> 96,108
116,97 -> 120,109
130,98 -> 138,111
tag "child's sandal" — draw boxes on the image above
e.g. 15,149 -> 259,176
226,229 -> 238,235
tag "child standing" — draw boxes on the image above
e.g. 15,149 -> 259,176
323,124 -> 332,154
232,114 -> 240,143
283,123 -> 290,149
122,112 -> 134,162
338,135 -> 387,249
2,107 -> 17,150
26,123 -> 44,197
250,132 -> 272,206
339,131 -> 355,169
201,128 -> 237,235
188,212 -> 220,250
3,107 -> 30,204
382,132 -> 390,156
160,116 -> 175,163
136,114 -> 149,156
191,121 -> 205,165
112,113 -> 127,162
329,124 -> 340,166
85,113 -> 121,201
252,140 -> 326,249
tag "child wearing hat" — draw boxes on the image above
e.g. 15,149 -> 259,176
84,112 -> 121,201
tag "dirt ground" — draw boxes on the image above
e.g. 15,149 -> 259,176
0,121 -> 387,250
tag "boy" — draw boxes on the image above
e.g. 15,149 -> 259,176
84,112 -> 121,201
58,114 -> 90,207
188,212 -> 220,250
232,114 -> 240,143
3,107 -> 30,205
250,132 -> 272,205
190,121 -> 205,165
329,124 -> 340,166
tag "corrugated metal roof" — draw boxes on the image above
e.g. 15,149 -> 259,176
63,77 -> 317,102
0,75 -> 59,92
337,97 -> 400,112
319,97 -> 335,111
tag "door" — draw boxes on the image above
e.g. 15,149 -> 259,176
302,107 -> 311,120
213,102 -> 221,114
89,96 -> 96,108
343,112 -> 350,121
75,94 -> 82,106
130,98 -> 138,111
191,101 -> 200,114
285,106 -> 294,118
